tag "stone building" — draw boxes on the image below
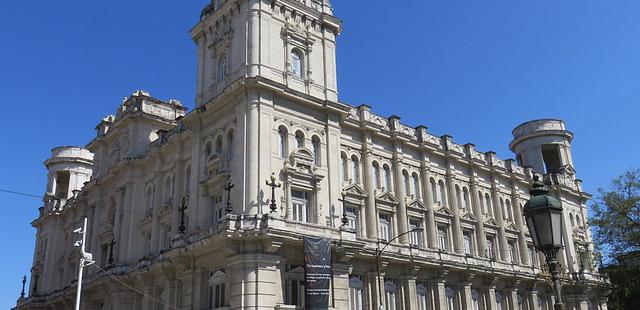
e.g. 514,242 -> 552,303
16,0 -> 609,309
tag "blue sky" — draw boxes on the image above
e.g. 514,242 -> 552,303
1,0 -> 639,307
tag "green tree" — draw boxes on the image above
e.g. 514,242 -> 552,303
590,168 -> 640,262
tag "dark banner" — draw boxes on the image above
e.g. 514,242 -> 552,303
304,237 -> 332,310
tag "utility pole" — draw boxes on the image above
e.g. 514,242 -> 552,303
74,217 -> 94,310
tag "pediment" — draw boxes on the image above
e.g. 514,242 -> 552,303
460,211 -> 478,223
484,217 -> 498,227
208,270 -> 226,285
342,183 -> 368,199
505,222 -> 520,232
376,192 -> 399,205
406,199 -> 426,210
435,206 -> 454,217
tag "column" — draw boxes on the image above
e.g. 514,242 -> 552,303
404,276 -> 418,310
509,288 -> 519,310
420,166 -> 438,248
462,282 -> 474,310
487,286 -> 497,310
179,270 -> 197,310
120,182 -> 135,261
113,187 -> 126,262
511,191 -> 529,265
363,145 -> 378,239
446,172 -> 463,254
529,290 -> 540,310
244,91 -> 260,215
469,177 -> 487,256
393,158 -> 409,243
226,254 -> 281,310
434,279 -> 447,310
247,1 -> 260,77
333,263 -> 350,309
491,183 -> 508,261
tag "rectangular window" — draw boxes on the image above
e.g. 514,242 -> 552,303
288,279 -> 305,307
463,231 -> 473,255
486,236 -> 496,259
379,213 -> 391,242
345,206 -> 358,232
409,218 -> 423,248
438,226 -> 448,251
292,190 -> 310,222
528,245 -> 538,266
508,240 -> 518,264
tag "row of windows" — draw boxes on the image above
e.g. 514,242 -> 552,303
340,154 -> 521,221
347,276 -> 549,310
278,126 -> 321,165
343,207 -> 537,265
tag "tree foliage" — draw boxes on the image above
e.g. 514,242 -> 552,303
590,168 -> 640,262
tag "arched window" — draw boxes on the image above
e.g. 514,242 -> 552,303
205,142 -> 212,160
430,178 -> 438,204
416,284 -> 428,310
471,289 -> 481,310
185,165 -> 192,194
384,280 -> 398,310
218,54 -> 228,82
351,156 -> 360,184
291,49 -> 303,78
463,187 -> 470,212
348,276 -> 364,310
295,131 -> 305,149
500,198 -> 507,220
570,213 -> 575,227
145,186 -> 154,211
445,287 -> 455,310
438,180 -> 447,205
485,194 -> 493,216
340,153 -> 349,182
278,126 -> 288,158
403,170 -> 411,197
215,136 -> 223,154
373,162 -> 381,189
226,130 -> 234,160
383,165 -> 392,192
164,175 -> 173,204
412,173 -> 420,200
312,136 -> 321,166
478,191 -> 486,215
495,292 -> 504,310
455,185 -> 463,210
505,199 -> 513,221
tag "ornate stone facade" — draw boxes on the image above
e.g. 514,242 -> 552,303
16,1 -> 608,309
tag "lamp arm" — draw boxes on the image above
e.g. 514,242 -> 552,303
377,228 -> 421,258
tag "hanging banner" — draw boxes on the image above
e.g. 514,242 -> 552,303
304,237 -> 332,310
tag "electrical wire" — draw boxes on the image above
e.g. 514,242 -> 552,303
92,263 -> 181,310
0,188 -> 42,199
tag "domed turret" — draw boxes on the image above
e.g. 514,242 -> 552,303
509,119 -> 575,175
43,146 -> 94,209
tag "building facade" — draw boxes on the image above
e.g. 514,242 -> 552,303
16,0 -> 609,309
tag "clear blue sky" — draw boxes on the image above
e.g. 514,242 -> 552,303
1,0 -> 639,307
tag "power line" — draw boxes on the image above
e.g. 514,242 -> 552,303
92,264 -> 181,310
0,188 -> 42,199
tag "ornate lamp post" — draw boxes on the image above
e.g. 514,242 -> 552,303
375,227 -> 424,310
224,178 -> 235,214
266,173 -> 282,213
178,197 -> 188,233
20,275 -> 26,298
523,177 -> 565,310
338,190 -> 349,227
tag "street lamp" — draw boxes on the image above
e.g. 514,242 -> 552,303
375,226 -> 424,310
523,177 -> 565,310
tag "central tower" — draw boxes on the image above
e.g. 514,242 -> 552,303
191,0 -> 342,107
